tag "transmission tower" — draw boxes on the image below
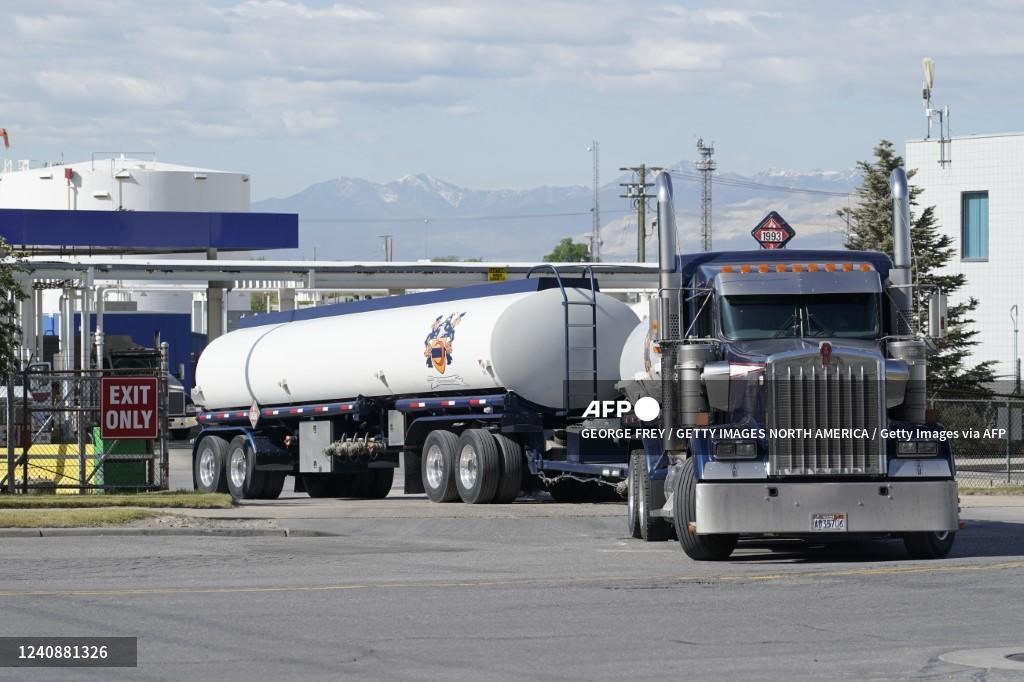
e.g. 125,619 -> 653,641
587,141 -> 601,262
696,138 -> 715,251
619,164 -> 662,262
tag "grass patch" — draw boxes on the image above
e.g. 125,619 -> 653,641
960,486 -> 1024,496
0,490 -> 232,509
0,508 -> 159,528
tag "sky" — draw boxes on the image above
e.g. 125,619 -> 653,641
3,0 -> 1023,201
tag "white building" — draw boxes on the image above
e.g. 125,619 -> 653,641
906,133 -> 1023,386
0,154 -> 254,325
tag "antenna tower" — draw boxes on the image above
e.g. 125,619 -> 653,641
696,138 -> 715,251
922,57 -> 952,166
587,141 -> 601,262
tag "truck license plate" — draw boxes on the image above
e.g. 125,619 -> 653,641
811,513 -> 847,532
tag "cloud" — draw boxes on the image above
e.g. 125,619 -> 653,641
3,0 -> 1023,148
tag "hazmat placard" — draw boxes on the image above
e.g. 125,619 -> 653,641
100,377 -> 158,440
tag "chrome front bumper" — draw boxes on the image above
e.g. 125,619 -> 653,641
694,480 -> 959,535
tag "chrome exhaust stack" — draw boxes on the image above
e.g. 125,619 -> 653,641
889,168 -> 913,335
656,171 -> 679,293
888,168 -> 926,422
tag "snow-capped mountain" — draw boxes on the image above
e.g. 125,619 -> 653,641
254,166 -> 860,262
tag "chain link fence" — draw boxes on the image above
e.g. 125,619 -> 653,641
2,365 -> 170,494
929,397 -> 1024,487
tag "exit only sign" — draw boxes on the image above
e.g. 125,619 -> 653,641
100,377 -> 159,440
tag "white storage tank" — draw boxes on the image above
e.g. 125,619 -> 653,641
194,283 -> 640,411
0,155 -> 249,212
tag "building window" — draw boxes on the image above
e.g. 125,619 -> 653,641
961,191 -> 989,260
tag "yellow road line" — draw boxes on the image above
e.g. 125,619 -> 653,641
0,560 -> 1021,600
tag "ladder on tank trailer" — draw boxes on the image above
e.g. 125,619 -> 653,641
526,264 -> 599,413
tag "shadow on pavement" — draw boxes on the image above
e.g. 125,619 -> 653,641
726,519 -> 1024,564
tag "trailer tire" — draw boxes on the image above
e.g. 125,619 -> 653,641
350,468 -> 394,499
455,429 -> 501,504
226,435 -> 266,501
635,451 -> 672,541
626,453 -> 642,538
903,531 -> 956,560
303,473 -> 339,498
492,434 -> 523,504
673,457 -> 736,560
193,435 -> 229,494
258,473 -> 286,500
421,430 -> 460,502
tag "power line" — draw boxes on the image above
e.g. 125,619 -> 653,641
670,170 -> 853,197
299,209 -> 630,224
619,164 -> 662,263
587,140 -> 601,262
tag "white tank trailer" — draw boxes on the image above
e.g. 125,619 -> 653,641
191,275 -> 641,504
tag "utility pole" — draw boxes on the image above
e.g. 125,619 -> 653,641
619,165 -> 662,262
696,137 -> 715,252
379,235 -> 393,262
587,141 -> 601,262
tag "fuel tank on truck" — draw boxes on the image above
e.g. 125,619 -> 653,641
619,311 -> 661,381
193,279 -> 639,411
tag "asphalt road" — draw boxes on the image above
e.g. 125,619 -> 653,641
2,446 -> 1023,679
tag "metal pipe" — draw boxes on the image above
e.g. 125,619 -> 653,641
655,171 -> 679,292
34,288 -> 44,364
79,288 -> 90,372
889,168 -> 913,335
5,369 -> 14,493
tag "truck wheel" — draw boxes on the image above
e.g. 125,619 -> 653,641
303,473 -> 338,498
673,457 -> 737,560
492,434 -> 523,504
350,468 -> 394,499
258,473 -> 286,500
455,429 -> 501,504
421,430 -> 460,502
627,453 -> 642,538
903,531 -> 956,560
193,435 -> 229,493
636,451 -> 672,541
226,435 -> 266,501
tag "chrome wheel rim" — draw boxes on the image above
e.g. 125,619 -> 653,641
229,447 -> 247,489
425,444 -> 445,490
459,445 -> 478,491
198,447 -> 216,488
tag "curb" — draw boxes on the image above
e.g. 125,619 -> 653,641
0,528 -> 336,538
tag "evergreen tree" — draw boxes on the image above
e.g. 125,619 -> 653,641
839,140 -> 995,396
0,237 -> 25,377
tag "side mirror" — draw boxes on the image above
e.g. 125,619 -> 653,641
928,290 -> 947,339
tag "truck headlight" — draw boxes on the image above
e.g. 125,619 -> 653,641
714,440 -> 758,460
896,441 -> 939,457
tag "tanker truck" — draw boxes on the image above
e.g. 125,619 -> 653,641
617,169 -> 960,560
189,273 -> 640,502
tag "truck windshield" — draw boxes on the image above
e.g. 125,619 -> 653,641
720,293 -> 879,340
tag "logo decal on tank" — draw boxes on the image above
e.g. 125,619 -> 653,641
424,312 -> 466,378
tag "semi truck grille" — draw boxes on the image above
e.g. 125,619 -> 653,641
168,390 -> 186,416
767,352 -> 882,475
